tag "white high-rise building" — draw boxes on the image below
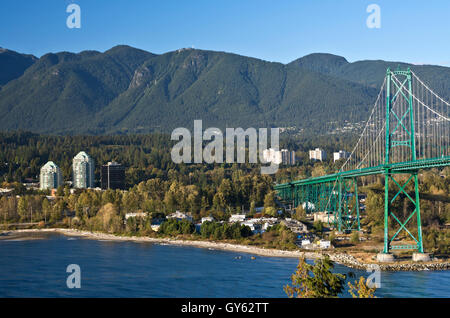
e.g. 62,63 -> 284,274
281,149 -> 296,165
40,161 -> 63,190
333,150 -> 350,162
263,149 -> 296,165
73,151 -> 95,188
309,148 -> 327,161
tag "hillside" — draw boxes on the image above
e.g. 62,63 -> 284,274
0,46 -> 448,135
0,45 -> 155,134
0,48 -> 37,89
94,49 -> 377,134
289,53 -> 450,97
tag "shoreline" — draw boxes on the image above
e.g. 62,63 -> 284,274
2,228 -> 449,272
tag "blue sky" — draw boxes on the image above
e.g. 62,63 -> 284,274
1,0 -> 449,65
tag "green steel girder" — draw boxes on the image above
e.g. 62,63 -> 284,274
274,156 -> 450,192
340,178 -> 360,232
274,68 -> 449,254
390,245 -> 419,250
383,69 -> 423,253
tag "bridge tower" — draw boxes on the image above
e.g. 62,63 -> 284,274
380,68 -> 426,259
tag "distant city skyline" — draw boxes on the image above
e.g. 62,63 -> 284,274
1,0 -> 449,66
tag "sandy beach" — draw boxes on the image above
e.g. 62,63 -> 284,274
1,228 -> 449,271
0,228 -> 319,258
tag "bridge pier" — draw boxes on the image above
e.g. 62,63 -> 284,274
376,253 -> 395,263
412,253 -> 431,262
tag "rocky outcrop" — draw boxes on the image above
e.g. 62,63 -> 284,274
328,253 -> 450,271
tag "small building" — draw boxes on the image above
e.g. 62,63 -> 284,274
301,239 -> 311,246
124,212 -> 148,225
150,218 -> 165,231
314,212 -> 336,223
167,211 -> 193,222
125,212 -> 148,220
229,214 -> 246,223
151,224 -> 161,231
0,188 -> 14,197
241,221 -> 262,234
239,217 -> 278,233
318,240 -> 331,249
201,216 -> 215,223
281,218 -> 308,233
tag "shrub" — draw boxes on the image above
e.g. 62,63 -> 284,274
350,231 -> 360,244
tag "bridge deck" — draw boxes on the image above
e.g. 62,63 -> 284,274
274,156 -> 450,189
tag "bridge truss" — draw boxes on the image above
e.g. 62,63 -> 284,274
275,68 -> 450,254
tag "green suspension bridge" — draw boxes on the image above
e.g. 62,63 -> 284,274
274,68 -> 450,257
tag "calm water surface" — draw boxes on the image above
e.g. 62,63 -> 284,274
0,233 -> 448,297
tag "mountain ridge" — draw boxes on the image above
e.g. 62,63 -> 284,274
0,45 -> 449,135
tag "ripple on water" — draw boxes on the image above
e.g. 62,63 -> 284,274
0,234 -> 448,297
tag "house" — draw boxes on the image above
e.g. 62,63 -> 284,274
201,216 -> 215,223
124,212 -> 148,225
301,239 -> 311,247
229,214 -> 246,223
0,188 -> 14,197
238,217 -> 278,233
167,211 -> 193,222
254,217 -> 278,231
125,212 -> 148,220
318,240 -> 331,249
150,218 -> 165,231
151,224 -> 161,231
314,212 -> 336,223
260,217 -> 279,231
281,218 -> 308,233
242,221 -> 262,234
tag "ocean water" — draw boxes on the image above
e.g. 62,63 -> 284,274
0,233 -> 448,298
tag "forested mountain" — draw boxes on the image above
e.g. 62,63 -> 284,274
94,49 -> 377,134
0,45 -> 154,134
0,48 -> 37,89
0,46 -> 448,135
289,53 -> 450,95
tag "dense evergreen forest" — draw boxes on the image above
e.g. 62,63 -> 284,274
0,131 -> 358,186
0,131 -> 448,254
